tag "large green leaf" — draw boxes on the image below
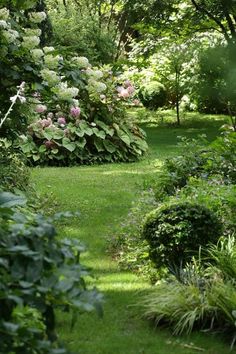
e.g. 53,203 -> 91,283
94,138 -> 105,152
62,138 -> 76,152
95,120 -> 114,136
39,145 -> 46,153
53,129 -> 64,140
76,137 -> 86,149
43,128 -> 54,141
92,128 -> 106,139
0,192 -> 26,208
116,130 -> 131,146
103,140 -> 117,153
79,121 -> 93,136
134,137 -> 148,151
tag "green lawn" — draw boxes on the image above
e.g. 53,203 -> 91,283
32,112 -> 234,353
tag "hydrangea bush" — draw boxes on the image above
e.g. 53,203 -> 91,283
20,57 -> 148,165
0,1 -> 148,165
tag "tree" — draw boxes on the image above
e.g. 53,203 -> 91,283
189,0 -> 236,45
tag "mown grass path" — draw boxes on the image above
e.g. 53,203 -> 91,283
32,122 -> 234,354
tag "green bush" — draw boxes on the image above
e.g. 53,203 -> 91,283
0,192 -> 102,353
139,81 -> 167,110
0,139 -> 30,192
154,132 -> 236,201
177,178 -> 236,237
142,201 -> 222,269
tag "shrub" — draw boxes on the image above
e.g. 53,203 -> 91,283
20,107 -> 148,165
0,139 -> 30,192
142,201 -> 222,269
177,178 -> 236,237
0,192 -> 102,353
139,81 -> 167,110
154,132 -> 236,201
19,54 -> 148,165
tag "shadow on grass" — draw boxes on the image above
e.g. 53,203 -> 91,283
57,288 -> 234,354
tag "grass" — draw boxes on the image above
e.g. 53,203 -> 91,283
31,110 -> 234,353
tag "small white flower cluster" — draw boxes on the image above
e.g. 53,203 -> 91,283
2,29 -> 19,43
40,68 -> 60,86
86,68 -> 103,80
31,48 -> 44,62
71,56 -> 89,69
22,35 -> 40,50
24,28 -> 42,37
43,46 -> 55,54
0,7 -> 9,21
0,20 -> 8,29
87,79 -> 107,95
29,12 -> 47,24
44,54 -> 62,69
55,82 -> 79,101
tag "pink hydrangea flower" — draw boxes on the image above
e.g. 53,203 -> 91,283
57,117 -> 66,125
133,99 -> 140,106
127,85 -> 135,94
41,118 -> 52,128
116,86 -> 124,93
118,89 -> 130,98
35,104 -> 47,113
44,140 -> 54,149
124,80 -> 132,88
70,106 -> 81,117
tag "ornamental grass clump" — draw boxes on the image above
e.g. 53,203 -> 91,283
140,237 -> 236,346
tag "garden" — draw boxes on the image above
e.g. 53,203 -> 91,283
0,1 -> 236,353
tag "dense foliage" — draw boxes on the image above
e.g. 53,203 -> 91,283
141,236 -> 236,345
0,139 -> 30,192
0,1 -> 148,166
0,191 -> 102,353
138,82 -> 167,111
142,201 -> 222,269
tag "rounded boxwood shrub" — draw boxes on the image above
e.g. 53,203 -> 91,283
139,81 -> 167,110
142,201 -> 222,269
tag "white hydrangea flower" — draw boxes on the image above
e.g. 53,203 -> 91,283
29,12 -> 47,24
40,68 -> 60,86
0,20 -> 8,29
72,56 -> 90,68
44,54 -> 61,69
72,99 -> 79,106
22,35 -> 40,50
31,48 -> 44,62
2,29 -> 19,43
87,79 -> 107,93
24,28 -> 42,37
55,82 -> 79,101
43,46 -> 55,54
93,70 -> 103,79
86,69 -> 103,80
0,7 -> 9,20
